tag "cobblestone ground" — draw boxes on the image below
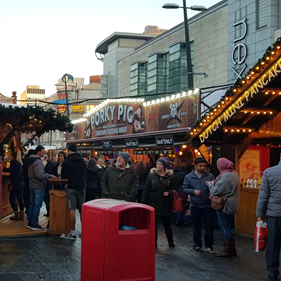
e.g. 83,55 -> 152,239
0,211 -> 270,281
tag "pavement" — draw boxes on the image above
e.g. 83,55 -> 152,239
0,211 -> 271,281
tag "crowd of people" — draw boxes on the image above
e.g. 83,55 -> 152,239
1,146 -> 240,254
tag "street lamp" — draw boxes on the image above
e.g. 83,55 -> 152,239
163,2 -> 207,90
61,73 -> 74,119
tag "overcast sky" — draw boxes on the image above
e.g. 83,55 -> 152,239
0,0 -> 220,98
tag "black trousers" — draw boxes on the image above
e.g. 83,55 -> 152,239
266,216 -> 281,279
155,215 -> 173,244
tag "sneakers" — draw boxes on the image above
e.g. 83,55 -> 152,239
30,225 -> 45,231
190,245 -> 202,251
60,233 -> 76,240
205,246 -> 218,254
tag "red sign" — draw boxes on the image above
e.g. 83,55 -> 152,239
57,105 -> 66,113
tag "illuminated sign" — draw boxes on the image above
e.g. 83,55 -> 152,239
72,105 -> 84,113
125,139 -> 139,148
57,105 -> 66,113
155,135 -> 174,146
199,57 -> 281,143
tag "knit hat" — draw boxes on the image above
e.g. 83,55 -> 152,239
118,152 -> 130,164
156,157 -> 171,170
68,144 -> 77,152
194,157 -> 208,165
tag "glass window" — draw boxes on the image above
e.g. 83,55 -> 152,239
257,0 -> 267,29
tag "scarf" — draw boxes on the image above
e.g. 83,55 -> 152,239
214,157 -> 234,183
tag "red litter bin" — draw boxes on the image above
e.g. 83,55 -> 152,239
81,199 -> 155,281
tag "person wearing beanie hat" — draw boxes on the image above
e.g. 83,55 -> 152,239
101,152 -> 138,202
142,157 -> 176,248
182,157 -> 216,253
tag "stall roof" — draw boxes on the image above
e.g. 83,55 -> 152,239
187,37 -> 281,148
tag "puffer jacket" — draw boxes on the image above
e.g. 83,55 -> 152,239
26,155 -> 52,190
182,171 -> 215,208
209,171 -> 240,214
101,164 -> 138,202
141,168 -> 175,216
256,161 -> 281,218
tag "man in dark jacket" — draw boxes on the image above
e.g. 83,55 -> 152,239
61,144 -> 86,240
256,160 -> 281,281
183,157 -> 215,253
101,152 -> 138,202
27,146 -> 57,231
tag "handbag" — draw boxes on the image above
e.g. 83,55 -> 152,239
172,190 -> 184,212
254,220 -> 268,252
211,195 -> 225,210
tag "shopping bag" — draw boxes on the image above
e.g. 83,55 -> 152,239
254,220 -> 268,252
172,190 -> 184,212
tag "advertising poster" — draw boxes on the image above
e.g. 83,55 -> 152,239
239,149 -> 261,179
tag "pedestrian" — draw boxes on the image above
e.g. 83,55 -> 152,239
182,157 -> 216,253
97,158 -> 106,177
256,158 -> 281,280
142,157 -> 176,247
101,152 -> 138,202
208,157 -> 240,257
27,145 -> 57,230
22,149 -> 36,215
44,149 -> 57,217
134,161 -> 148,203
52,151 -> 66,189
173,159 -> 187,227
61,144 -> 86,240
3,151 -> 25,221
85,158 -> 103,201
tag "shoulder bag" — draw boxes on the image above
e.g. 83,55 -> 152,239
172,190 -> 184,212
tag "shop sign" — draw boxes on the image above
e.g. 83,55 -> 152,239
57,105 -> 66,113
125,139 -> 139,148
155,135 -> 174,147
232,18 -> 248,80
102,141 -> 112,148
199,57 -> 281,143
133,150 -> 143,155
72,105 -> 84,113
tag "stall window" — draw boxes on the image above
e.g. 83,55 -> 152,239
256,0 -> 267,29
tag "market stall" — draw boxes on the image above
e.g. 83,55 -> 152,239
187,37 -> 281,237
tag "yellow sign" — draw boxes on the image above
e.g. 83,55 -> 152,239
72,105 -> 84,113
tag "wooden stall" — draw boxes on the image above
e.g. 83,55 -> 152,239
1,172 -> 13,219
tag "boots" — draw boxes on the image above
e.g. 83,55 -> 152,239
19,211 -> 25,221
10,211 -> 20,221
215,241 -> 237,257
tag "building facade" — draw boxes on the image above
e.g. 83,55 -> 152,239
95,0 -> 281,105
20,85 -> 45,105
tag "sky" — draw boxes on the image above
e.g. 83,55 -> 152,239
0,0 -> 220,98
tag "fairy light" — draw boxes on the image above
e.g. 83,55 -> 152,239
182,145 -> 187,148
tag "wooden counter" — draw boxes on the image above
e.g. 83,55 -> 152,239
1,172 -> 13,219
236,187 -> 259,238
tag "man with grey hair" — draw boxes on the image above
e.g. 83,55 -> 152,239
97,158 -> 106,177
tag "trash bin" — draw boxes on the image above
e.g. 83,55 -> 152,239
81,199 -> 155,281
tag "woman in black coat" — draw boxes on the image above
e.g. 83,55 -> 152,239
134,161 -> 149,203
142,157 -> 176,247
51,151 -> 66,189
85,159 -> 103,202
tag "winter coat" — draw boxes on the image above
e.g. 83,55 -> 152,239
182,171 -> 215,208
256,161 -> 281,218
209,171 -> 240,214
3,159 -> 24,188
61,152 -> 86,190
173,168 -> 186,191
45,161 -> 57,190
85,168 -> 102,190
141,168 -> 175,216
101,165 -> 138,202
26,155 -> 52,190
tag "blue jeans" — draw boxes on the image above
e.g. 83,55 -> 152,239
191,206 -> 215,248
28,189 -> 45,227
217,210 -> 234,242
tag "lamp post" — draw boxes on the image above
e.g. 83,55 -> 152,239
61,73 -> 74,119
163,2 -> 207,90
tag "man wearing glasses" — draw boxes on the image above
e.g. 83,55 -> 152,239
182,157 -> 216,253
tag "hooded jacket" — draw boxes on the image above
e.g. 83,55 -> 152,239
141,168 -> 175,216
26,155 -> 52,190
3,159 -> 24,187
61,152 -> 86,190
101,164 -> 138,202
85,168 -> 102,190
182,170 -> 215,208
